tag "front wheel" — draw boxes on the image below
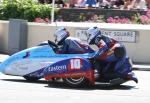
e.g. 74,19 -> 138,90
63,77 -> 89,87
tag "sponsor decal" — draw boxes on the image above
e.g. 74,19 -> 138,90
23,52 -> 30,58
48,65 -> 67,72
64,72 -> 86,77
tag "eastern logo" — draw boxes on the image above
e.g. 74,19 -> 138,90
48,65 -> 67,72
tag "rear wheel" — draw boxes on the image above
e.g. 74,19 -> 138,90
63,77 -> 89,87
23,76 -> 40,81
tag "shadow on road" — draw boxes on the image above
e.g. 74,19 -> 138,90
46,81 -> 137,90
1,78 -> 137,90
1,79 -> 48,84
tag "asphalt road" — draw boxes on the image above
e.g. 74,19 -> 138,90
0,71 -> 150,103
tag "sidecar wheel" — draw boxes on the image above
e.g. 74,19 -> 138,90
63,77 -> 89,87
23,76 -> 40,81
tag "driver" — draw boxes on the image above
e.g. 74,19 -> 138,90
86,27 -> 131,75
54,27 -> 94,54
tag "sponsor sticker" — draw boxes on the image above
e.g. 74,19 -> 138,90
48,65 -> 67,72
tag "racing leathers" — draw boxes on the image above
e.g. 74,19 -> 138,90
57,37 -> 94,54
93,35 -> 131,75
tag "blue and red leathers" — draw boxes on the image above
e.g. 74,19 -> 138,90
93,35 -> 130,74
57,37 -> 94,54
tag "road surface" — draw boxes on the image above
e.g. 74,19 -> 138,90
0,71 -> 150,103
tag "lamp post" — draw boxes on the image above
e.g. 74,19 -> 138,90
51,0 -> 55,23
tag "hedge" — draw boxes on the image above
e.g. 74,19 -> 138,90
0,0 -> 55,22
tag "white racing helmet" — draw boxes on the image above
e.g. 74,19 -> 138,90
54,27 -> 69,45
86,27 -> 101,44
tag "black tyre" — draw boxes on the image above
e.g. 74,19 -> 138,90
63,77 -> 89,87
110,78 -> 127,86
23,76 -> 40,81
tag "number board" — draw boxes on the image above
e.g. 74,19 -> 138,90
70,59 -> 81,70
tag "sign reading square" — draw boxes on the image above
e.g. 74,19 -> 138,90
75,29 -> 138,43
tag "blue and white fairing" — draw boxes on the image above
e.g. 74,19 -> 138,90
0,44 -> 94,78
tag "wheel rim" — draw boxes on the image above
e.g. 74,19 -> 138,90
65,77 -> 85,85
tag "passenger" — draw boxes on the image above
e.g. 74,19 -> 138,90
86,27 -> 131,75
54,27 -> 94,54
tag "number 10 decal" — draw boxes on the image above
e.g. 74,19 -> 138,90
70,59 -> 81,70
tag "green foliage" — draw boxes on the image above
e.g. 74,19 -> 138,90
79,13 -> 86,21
133,13 -> 141,24
0,0 -> 53,21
